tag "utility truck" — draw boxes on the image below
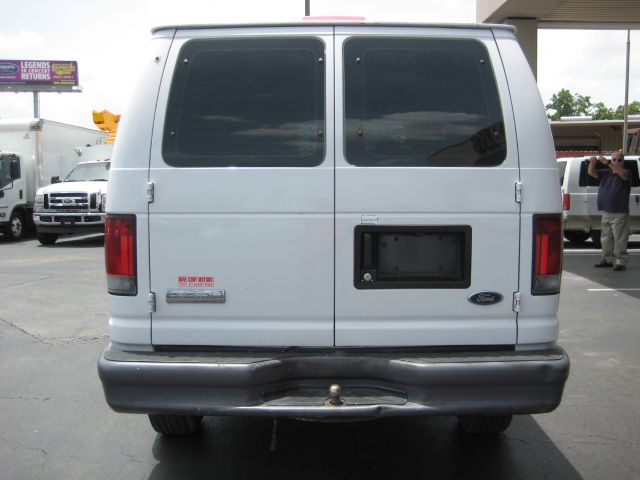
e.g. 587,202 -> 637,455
33,111 -> 118,245
0,119 -> 107,241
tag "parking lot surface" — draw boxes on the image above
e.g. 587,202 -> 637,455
1,234 -> 639,479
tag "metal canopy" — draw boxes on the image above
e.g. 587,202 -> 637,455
478,0 -> 640,29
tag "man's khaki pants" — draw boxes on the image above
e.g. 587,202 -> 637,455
601,212 -> 630,266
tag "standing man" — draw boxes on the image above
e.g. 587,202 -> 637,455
588,151 -> 631,271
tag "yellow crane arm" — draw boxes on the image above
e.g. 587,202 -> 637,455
92,110 -> 120,144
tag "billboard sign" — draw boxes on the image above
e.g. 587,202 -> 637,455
0,60 -> 79,92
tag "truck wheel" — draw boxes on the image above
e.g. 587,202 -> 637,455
458,415 -> 513,434
590,230 -> 601,248
563,230 -> 590,243
148,414 -> 203,435
6,211 -> 25,241
37,232 -> 59,245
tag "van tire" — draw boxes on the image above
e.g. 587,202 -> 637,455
37,232 -> 59,245
590,230 -> 601,248
563,230 -> 590,243
148,414 -> 203,435
457,415 -> 513,434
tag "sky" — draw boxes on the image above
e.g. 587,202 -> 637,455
0,0 -> 638,129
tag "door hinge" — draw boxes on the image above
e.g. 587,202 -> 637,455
148,292 -> 156,313
146,182 -> 155,203
515,182 -> 523,203
512,292 -> 521,313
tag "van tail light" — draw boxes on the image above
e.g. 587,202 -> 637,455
532,214 -> 563,295
563,193 -> 570,210
105,214 -> 137,295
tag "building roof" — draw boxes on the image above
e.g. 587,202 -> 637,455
478,0 -> 640,29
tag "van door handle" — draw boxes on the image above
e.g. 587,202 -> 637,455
635,196 -> 639,205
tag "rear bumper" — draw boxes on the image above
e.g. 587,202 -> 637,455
562,213 -> 596,232
563,213 -> 640,233
98,344 -> 570,418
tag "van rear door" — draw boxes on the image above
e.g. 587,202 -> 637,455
334,27 -> 521,347
148,29 -> 335,347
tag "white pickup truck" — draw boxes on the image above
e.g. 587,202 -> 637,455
33,143 -> 112,245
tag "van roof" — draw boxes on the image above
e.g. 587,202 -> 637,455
152,21 -> 515,34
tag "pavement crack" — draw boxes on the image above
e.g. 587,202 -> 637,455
0,276 -> 55,290
50,335 -> 109,345
0,316 -> 107,345
123,453 -> 144,464
0,396 -> 51,401
0,435 -> 48,458
0,315 -> 47,343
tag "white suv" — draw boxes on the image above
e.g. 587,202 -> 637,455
98,22 -> 569,436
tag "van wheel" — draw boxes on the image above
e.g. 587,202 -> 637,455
458,415 -> 513,434
563,230 -> 590,243
148,414 -> 203,435
37,232 -> 59,245
590,230 -> 601,248
6,211 -> 25,241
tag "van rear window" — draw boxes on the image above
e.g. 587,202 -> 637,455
557,161 -> 567,185
579,159 -> 640,187
344,37 -> 506,167
163,37 -> 325,167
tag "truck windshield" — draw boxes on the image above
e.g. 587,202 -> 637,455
64,162 -> 110,182
0,155 -> 15,190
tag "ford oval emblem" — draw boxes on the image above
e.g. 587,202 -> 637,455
0,63 -> 19,76
468,291 -> 503,306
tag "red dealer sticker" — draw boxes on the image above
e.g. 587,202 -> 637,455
178,275 -> 214,288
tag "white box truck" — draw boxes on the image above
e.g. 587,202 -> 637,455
0,119 -> 107,240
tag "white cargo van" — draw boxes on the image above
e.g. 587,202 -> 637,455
558,155 -> 640,244
99,22 -> 569,436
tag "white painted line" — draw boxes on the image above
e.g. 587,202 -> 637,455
564,250 -> 640,255
587,288 -> 640,292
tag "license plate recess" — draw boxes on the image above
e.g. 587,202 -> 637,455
354,225 -> 471,289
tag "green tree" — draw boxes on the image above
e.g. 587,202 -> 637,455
545,89 -> 592,120
614,100 -> 640,119
591,102 -> 615,120
546,89 -> 640,121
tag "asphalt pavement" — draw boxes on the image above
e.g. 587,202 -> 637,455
0,233 -> 639,479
